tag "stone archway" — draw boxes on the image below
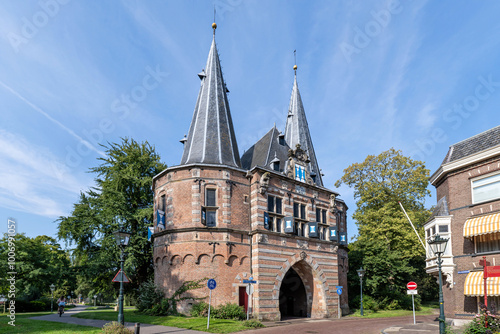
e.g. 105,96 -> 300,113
274,255 -> 328,319
279,267 -> 307,318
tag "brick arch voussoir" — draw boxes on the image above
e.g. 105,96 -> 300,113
272,254 -> 328,301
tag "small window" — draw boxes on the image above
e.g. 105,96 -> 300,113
276,198 -> 282,214
293,203 -> 299,218
472,173 -> 500,204
273,161 -> 280,171
267,196 -> 275,212
439,225 -> 448,233
279,135 -> 285,145
206,189 -> 216,207
300,204 -> 306,220
276,218 -> 281,233
206,211 -> 216,227
316,208 -> 321,222
160,194 -> 166,211
322,210 -> 327,224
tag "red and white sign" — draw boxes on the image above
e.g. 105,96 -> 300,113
407,281 -> 417,290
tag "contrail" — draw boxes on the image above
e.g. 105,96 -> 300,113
0,80 -> 106,157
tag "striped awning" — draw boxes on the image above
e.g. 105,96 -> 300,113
463,213 -> 500,238
464,271 -> 500,296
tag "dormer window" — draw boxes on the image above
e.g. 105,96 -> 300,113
278,133 -> 285,145
270,152 -> 280,172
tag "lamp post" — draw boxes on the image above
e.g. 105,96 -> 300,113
50,284 -> 55,313
113,229 -> 131,326
357,267 -> 366,316
94,295 -> 97,306
428,234 -> 449,334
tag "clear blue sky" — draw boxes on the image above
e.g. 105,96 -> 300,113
1,1 -> 500,242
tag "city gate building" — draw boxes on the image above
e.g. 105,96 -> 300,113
152,24 -> 349,320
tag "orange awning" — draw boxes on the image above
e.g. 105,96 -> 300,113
464,271 -> 500,296
463,213 -> 500,238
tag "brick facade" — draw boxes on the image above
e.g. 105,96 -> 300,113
152,165 -> 349,320
427,128 -> 500,317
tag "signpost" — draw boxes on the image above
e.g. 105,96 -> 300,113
243,277 -> 256,320
336,286 -> 343,319
207,279 -> 216,330
407,282 -> 418,324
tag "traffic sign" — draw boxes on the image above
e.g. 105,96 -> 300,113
243,280 -> 257,284
336,288 -> 342,295
336,286 -> 343,289
407,281 -> 417,290
207,279 -> 217,290
112,269 -> 131,283
486,266 -> 500,278
246,284 -> 254,295
407,290 -> 418,295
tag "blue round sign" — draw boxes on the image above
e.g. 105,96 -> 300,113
336,288 -> 342,295
207,279 -> 217,290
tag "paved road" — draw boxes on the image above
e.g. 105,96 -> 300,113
245,315 -> 442,334
30,304 -> 209,334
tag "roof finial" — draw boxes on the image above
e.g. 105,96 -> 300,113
212,7 -> 217,35
293,50 -> 297,73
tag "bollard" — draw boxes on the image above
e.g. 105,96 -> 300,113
134,323 -> 140,334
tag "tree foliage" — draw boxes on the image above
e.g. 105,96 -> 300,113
0,234 -> 74,300
57,138 -> 167,298
336,148 -> 438,305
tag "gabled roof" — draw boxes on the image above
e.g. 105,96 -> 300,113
241,126 -> 289,171
441,125 -> 500,164
180,33 -> 241,168
284,73 -> 323,186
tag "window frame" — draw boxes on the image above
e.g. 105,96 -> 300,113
471,171 -> 500,204
204,188 -> 218,227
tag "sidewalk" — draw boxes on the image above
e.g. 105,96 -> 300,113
382,318 -> 467,334
30,304 -> 209,334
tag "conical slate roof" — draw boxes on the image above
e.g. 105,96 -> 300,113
284,73 -> 323,186
180,34 -> 241,168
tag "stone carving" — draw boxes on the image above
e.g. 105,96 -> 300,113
281,238 -> 286,246
331,245 -> 338,253
300,251 -> 307,260
329,194 -> 337,213
297,240 -> 308,249
285,144 -> 314,185
258,234 -> 268,243
259,172 -> 270,194
281,180 -> 288,190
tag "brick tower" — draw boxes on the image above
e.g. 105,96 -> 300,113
152,23 -> 349,320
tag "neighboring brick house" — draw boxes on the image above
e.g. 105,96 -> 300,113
151,24 -> 349,320
425,126 -> 500,317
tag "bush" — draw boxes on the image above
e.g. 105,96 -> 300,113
191,302 -> 209,317
101,321 -> 133,334
14,297 -> 53,312
464,306 -> 500,334
144,299 -> 172,316
212,303 -> 246,320
136,280 -> 164,312
243,319 -> 264,328
362,295 -> 379,312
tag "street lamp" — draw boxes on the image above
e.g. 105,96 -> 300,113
50,284 -> 55,313
94,295 -> 97,306
428,234 -> 449,334
113,229 -> 131,326
357,267 -> 366,316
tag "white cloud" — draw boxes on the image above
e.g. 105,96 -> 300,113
0,129 -> 90,218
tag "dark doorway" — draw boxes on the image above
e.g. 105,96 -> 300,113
239,286 -> 248,312
279,267 -> 307,318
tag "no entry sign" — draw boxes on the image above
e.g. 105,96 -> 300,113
407,281 -> 417,290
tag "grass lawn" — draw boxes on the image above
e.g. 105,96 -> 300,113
74,308 -> 260,333
0,312 -> 101,334
347,303 -> 438,318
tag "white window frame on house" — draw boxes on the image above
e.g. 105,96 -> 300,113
205,188 -> 218,227
471,171 -> 500,204
425,218 -> 452,257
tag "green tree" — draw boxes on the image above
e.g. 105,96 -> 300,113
336,148 -> 437,306
0,234 -> 74,300
57,138 -> 167,298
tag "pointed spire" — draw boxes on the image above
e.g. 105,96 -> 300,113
284,63 -> 323,186
180,23 -> 241,167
